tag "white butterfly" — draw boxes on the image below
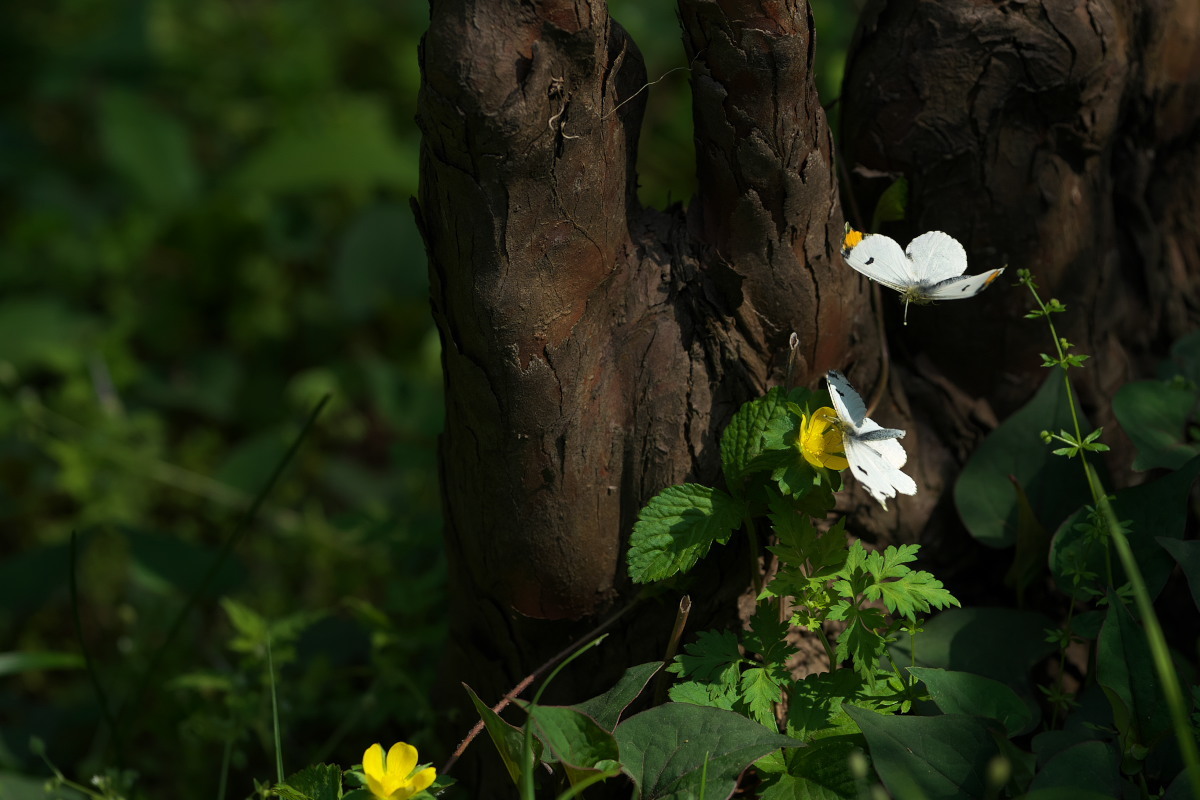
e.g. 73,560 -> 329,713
841,227 -> 1005,324
824,370 -> 917,509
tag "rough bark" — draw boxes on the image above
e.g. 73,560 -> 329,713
415,0 -> 875,788
839,0 -> 1200,584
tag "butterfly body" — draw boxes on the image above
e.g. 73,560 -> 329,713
841,227 -> 1005,323
824,370 -> 917,509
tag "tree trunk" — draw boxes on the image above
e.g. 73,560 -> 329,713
838,0 -> 1200,592
415,0 -> 875,788
414,0 -> 1200,790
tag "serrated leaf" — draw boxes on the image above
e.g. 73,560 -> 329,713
615,703 -> 803,800
762,735 -> 863,799
668,680 -> 738,710
740,666 -> 784,728
723,389 -> 791,485
274,763 -> 342,800
627,484 -> 745,583
669,629 -> 743,684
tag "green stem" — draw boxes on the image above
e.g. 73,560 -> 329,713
1025,274 -> 1200,795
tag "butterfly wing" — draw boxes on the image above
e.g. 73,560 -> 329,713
924,266 -> 1006,300
825,370 -> 867,430
844,435 -> 917,508
842,233 -> 917,294
856,418 -> 908,467
905,231 -> 968,284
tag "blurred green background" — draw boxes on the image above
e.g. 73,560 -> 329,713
0,1 -> 859,796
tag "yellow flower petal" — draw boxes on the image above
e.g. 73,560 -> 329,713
362,744 -> 389,798
409,767 -> 437,794
386,742 -> 419,782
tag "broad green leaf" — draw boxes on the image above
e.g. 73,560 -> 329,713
722,388 -> 790,486
526,705 -> 619,770
334,204 -> 428,322
1113,379 -> 1200,470
1005,476 -> 1051,605
955,373 -> 1092,548
0,651 -> 84,678
1026,740 -> 1118,798
908,667 -> 1036,736
845,707 -> 1001,800
573,662 -> 661,732
0,296 -> 98,373
870,176 -> 908,229
627,484 -> 745,583
274,763 -> 342,800
97,88 -> 199,208
615,703 -> 803,800
761,735 -> 863,799
1158,329 -> 1200,383
1157,538 -> 1200,612
890,608 -> 1055,693
1049,455 -> 1200,601
231,94 -> 414,194
464,684 -> 540,786
1096,599 -> 1171,747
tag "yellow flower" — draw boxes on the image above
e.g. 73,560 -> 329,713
362,742 -> 436,800
797,407 -> 849,471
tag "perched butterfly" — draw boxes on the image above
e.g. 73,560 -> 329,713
825,370 -> 917,509
841,226 -> 1005,324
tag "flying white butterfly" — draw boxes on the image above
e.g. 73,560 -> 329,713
841,227 -> 1005,324
824,370 -> 917,509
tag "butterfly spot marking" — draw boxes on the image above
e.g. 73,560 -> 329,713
864,257 -> 875,265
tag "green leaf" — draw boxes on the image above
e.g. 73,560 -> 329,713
1025,740 -> 1119,798
464,684 -> 540,786
761,736 -> 864,799
614,703 -> 804,800
97,88 -> 199,208
1113,379 -> 1200,470
859,544 -> 959,620
0,296 -> 99,373
890,608 -> 1056,695
1156,537 -> 1200,613
526,705 -> 620,770
722,388 -> 791,486
627,484 -> 745,582
1049,455 -> 1200,601
845,707 -> 1002,800
0,651 -> 84,678
908,667 -> 1036,736
668,630 -> 743,684
230,94 -> 414,194
870,176 -> 908,229
573,662 -> 662,732
740,666 -> 784,728
334,204 -> 428,322
1005,476 -> 1051,604
274,764 -> 343,800
1096,599 -> 1171,747
955,373 -> 1093,548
